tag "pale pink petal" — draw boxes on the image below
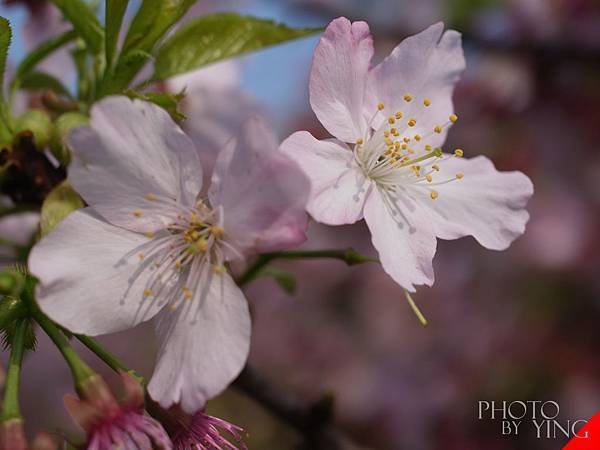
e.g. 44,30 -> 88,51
209,118 -> 310,254
411,155 -> 533,250
363,187 -> 436,292
68,97 -> 203,233
367,23 -> 465,148
310,16 -> 374,143
28,209 -> 164,335
280,131 -> 371,225
180,85 -> 263,185
148,272 -> 250,414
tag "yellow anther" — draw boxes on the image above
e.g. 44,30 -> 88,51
183,288 -> 193,300
454,148 -> 464,157
145,193 -> 157,201
144,231 -> 155,239
377,102 -> 385,110
456,172 -> 464,179
430,191 -> 439,200
211,226 -> 225,238
138,252 -> 145,260
169,304 -> 178,312
434,126 -> 442,134
395,111 -> 403,119
432,164 -> 440,171
213,265 -> 226,274
384,131 -> 390,138
388,116 -> 396,125
384,149 -> 392,156
175,260 -> 182,269
356,138 -> 364,145
426,174 -> 433,182
403,137 -> 410,143
411,165 -> 420,172
425,145 -> 432,151
394,142 -> 401,150
143,288 -> 153,297
194,238 -> 208,252
407,118 -> 417,127
401,143 -> 408,150
133,209 -> 143,218
423,98 -> 431,107
414,134 -> 421,141
449,113 -> 458,123
385,138 -> 393,146
404,94 -> 413,102
390,128 -> 398,136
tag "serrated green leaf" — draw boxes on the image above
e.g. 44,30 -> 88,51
124,89 -> 186,121
19,71 -> 71,97
153,13 -> 321,82
0,17 -> 11,101
105,0 -> 129,68
0,17 -> 12,140
51,0 -> 104,53
40,181 -> 84,238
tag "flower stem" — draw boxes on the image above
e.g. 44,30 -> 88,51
238,248 -> 377,286
1,320 -> 27,421
76,334 -> 145,385
404,290 -> 428,327
32,311 -> 95,388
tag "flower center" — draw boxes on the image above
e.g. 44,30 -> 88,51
353,96 -> 465,200
122,196 -> 240,314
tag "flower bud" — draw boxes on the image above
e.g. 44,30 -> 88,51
49,112 -> 89,166
0,418 -> 27,450
13,110 -> 53,151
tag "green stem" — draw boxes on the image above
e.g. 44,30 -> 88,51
238,248 -> 377,286
1,320 -> 27,421
32,311 -> 94,387
76,334 -> 145,385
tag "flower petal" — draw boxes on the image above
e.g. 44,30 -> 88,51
209,117 -> 310,254
367,23 -> 465,147
363,187 -> 436,292
148,272 -> 250,414
28,208 -> 164,335
280,131 -> 371,225
310,16 -> 373,143
68,96 -> 203,233
412,155 -> 533,250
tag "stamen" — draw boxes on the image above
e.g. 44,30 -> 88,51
395,111 -> 403,119
423,98 -> 431,107
133,209 -> 143,218
456,173 -> 464,179
430,191 -> 439,200
454,149 -> 464,157
449,114 -> 458,123
407,118 -> 417,127
143,288 -> 153,297
145,193 -> 158,201
377,102 -> 385,110
403,94 -> 413,102
388,116 -> 396,125
433,126 -> 442,134
356,138 -> 364,145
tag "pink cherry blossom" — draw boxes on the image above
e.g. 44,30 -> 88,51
29,96 -> 310,413
281,17 -> 533,291
65,372 -> 171,450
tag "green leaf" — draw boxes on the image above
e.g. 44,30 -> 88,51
39,181 -> 84,238
51,0 -> 104,53
105,0 -> 129,68
121,0 -> 195,54
153,13 -> 321,82
105,0 -> 195,94
19,71 -> 71,97
0,17 -> 11,101
0,17 -> 12,141
124,89 -> 186,121
15,29 -> 77,80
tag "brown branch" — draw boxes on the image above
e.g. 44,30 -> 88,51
233,366 -> 359,450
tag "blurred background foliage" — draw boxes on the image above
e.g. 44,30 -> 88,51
1,0 -> 599,449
